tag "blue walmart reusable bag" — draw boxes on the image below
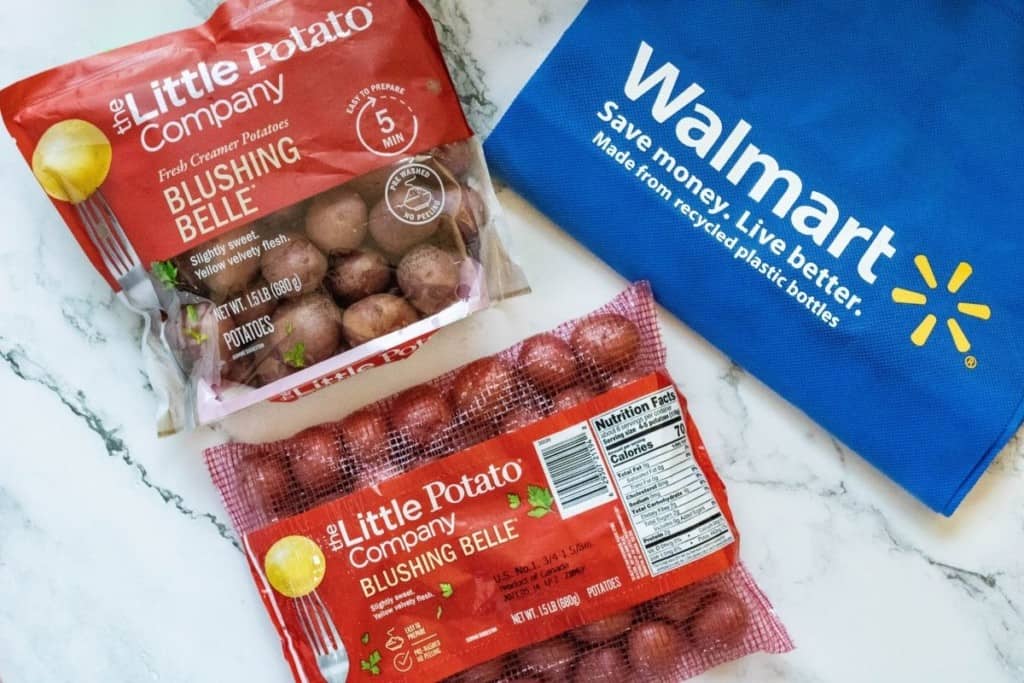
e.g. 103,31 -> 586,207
486,0 -> 1024,515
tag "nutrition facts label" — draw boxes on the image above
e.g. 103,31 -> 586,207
590,387 -> 734,575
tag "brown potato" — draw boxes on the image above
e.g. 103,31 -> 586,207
197,231 -> 261,299
368,192 -> 442,256
223,353 -> 255,386
305,187 -> 369,254
234,279 -> 279,326
628,621 -> 685,679
572,609 -> 634,644
573,646 -> 629,683
552,386 -> 597,412
518,334 -> 579,393
258,202 -> 308,232
265,293 -> 344,371
289,427 -> 346,496
261,235 -> 328,298
242,454 -> 293,515
397,245 -> 460,315
571,314 -> 641,374
253,356 -> 290,385
455,185 -> 487,245
452,357 -> 516,420
688,591 -> 749,650
342,294 -> 419,346
391,385 -> 453,447
326,250 -> 392,304
345,164 -> 394,206
516,638 -> 575,680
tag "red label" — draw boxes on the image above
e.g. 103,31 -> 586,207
270,330 -> 438,403
0,0 -> 471,288
245,373 -> 740,682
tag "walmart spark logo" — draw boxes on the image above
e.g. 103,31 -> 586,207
891,255 -> 991,357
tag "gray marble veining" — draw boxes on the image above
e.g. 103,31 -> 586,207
0,1 -> 1020,682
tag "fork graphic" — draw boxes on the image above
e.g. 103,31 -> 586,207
295,591 -> 349,683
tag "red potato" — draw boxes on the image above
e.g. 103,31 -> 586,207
391,385 -> 454,447
518,334 -> 579,393
516,637 -> 576,680
552,386 -> 597,413
500,406 -> 542,434
452,357 -> 516,421
571,314 -> 641,374
605,367 -> 650,391
453,656 -> 506,683
653,586 -> 704,623
289,427 -> 346,495
628,621 -> 686,680
572,609 -> 634,644
242,454 -> 293,515
688,591 -> 749,650
573,646 -> 629,683
351,458 -> 401,491
340,409 -> 391,462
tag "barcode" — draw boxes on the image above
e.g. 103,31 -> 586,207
534,423 -> 617,518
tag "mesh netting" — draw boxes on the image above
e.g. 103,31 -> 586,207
205,282 -> 792,681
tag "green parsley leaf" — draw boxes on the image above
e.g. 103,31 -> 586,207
361,632 -> 370,645
440,583 -> 454,598
528,507 -> 552,518
152,261 -> 179,290
507,493 -> 522,510
361,650 -> 383,676
186,328 -> 209,344
527,485 -> 554,510
284,343 -> 307,369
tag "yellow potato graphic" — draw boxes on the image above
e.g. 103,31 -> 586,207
264,535 -> 327,599
32,119 -> 112,204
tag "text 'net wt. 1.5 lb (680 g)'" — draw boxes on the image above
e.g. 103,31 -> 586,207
0,0 -> 527,435
206,283 -> 793,683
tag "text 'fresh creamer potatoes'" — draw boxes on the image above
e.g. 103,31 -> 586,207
0,0 -> 527,435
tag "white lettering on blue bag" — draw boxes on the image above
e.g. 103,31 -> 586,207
486,0 -> 1024,515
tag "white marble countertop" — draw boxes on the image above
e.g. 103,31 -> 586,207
0,1 -> 1021,682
